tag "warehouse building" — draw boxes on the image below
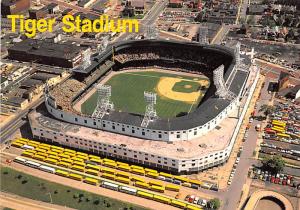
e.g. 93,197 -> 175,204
1,0 -> 30,17
8,39 -> 89,68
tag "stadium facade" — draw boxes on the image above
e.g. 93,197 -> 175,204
29,40 -> 260,173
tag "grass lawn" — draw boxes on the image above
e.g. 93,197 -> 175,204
0,167 -> 148,210
81,71 -> 210,118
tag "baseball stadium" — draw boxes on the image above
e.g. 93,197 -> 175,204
29,40 -> 259,173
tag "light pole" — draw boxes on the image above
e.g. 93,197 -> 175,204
46,192 -> 53,203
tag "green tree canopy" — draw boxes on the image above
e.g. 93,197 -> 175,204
208,198 -> 221,209
259,104 -> 274,116
262,155 -> 285,174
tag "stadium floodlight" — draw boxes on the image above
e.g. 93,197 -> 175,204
72,48 -> 92,72
235,42 -> 241,66
98,35 -> 109,52
92,84 -> 114,119
213,65 -> 236,100
141,91 -> 157,127
198,25 -> 208,45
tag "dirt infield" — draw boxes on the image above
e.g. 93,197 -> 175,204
157,77 -> 210,104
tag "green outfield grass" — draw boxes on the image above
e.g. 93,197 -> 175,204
1,167 -> 147,210
81,71 -> 210,118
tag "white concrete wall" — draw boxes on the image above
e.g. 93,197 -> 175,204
45,93 -> 239,142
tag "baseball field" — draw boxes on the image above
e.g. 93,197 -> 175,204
81,70 -> 210,119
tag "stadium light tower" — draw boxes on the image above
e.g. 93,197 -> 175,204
145,24 -> 158,40
141,92 -> 157,127
98,35 -> 109,52
198,25 -> 208,45
92,84 -> 114,119
213,65 -> 236,100
235,42 -> 241,66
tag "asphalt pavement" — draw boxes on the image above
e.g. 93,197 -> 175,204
114,0 -> 167,42
222,76 -> 273,210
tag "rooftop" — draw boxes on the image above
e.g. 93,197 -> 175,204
29,110 -> 237,159
131,0 -> 144,8
8,39 -> 87,60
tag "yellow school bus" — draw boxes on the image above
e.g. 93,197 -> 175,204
101,173 -> 115,180
189,179 -> 202,186
71,165 -> 85,172
171,200 -> 186,209
86,169 -> 99,176
21,151 -> 34,158
131,176 -> 145,183
45,158 -> 58,165
57,161 -> 71,168
174,176 -> 189,183
51,145 -> 64,151
131,165 -> 144,171
55,169 -> 69,177
145,168 -> 158,174
11,142 -> 23,148
101,168 -> 115,175
135,181 -> 149,189
117,164 -> 131,172
166,184 -> 180,192
136,191 -> 153,199
116,171 -> 130,179
115,177 -> 130,184
71,157 -> 84,162
131,168 -> 145,176
90,158 -> 102,165
76,152 -> 88,157
148,180 -> 164,187
88,154 -> 100,160
86,164 -> 101,171
153,195 -> 171,204
58,153 -> 70,159
47,151 -> 58,156
103,161 -> 117,168
103,158 -> 115,163
35,148 -> 47,153
36,152 -> 48,158
61,158 -> 73,165
48,155 -> 60,161
76,155 -> 89,161
73,161 -> 86,168
64,152 -> 76,157
34,154 -> 46,161
116,161 -> 129,166
84,177 -> 99,185
186,204 -> 202,210
146,172 -> 159,178
69,173 -> 83,181
64,148 -> 76,154
38,145 -> 50,151
159,172 -> 173,178
51,148 -> 63,154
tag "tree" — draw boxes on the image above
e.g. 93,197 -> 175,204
208,198 -> 221,209
261,155 -> 285,174
259,104 -> 274,116
86,196 -> 92,202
